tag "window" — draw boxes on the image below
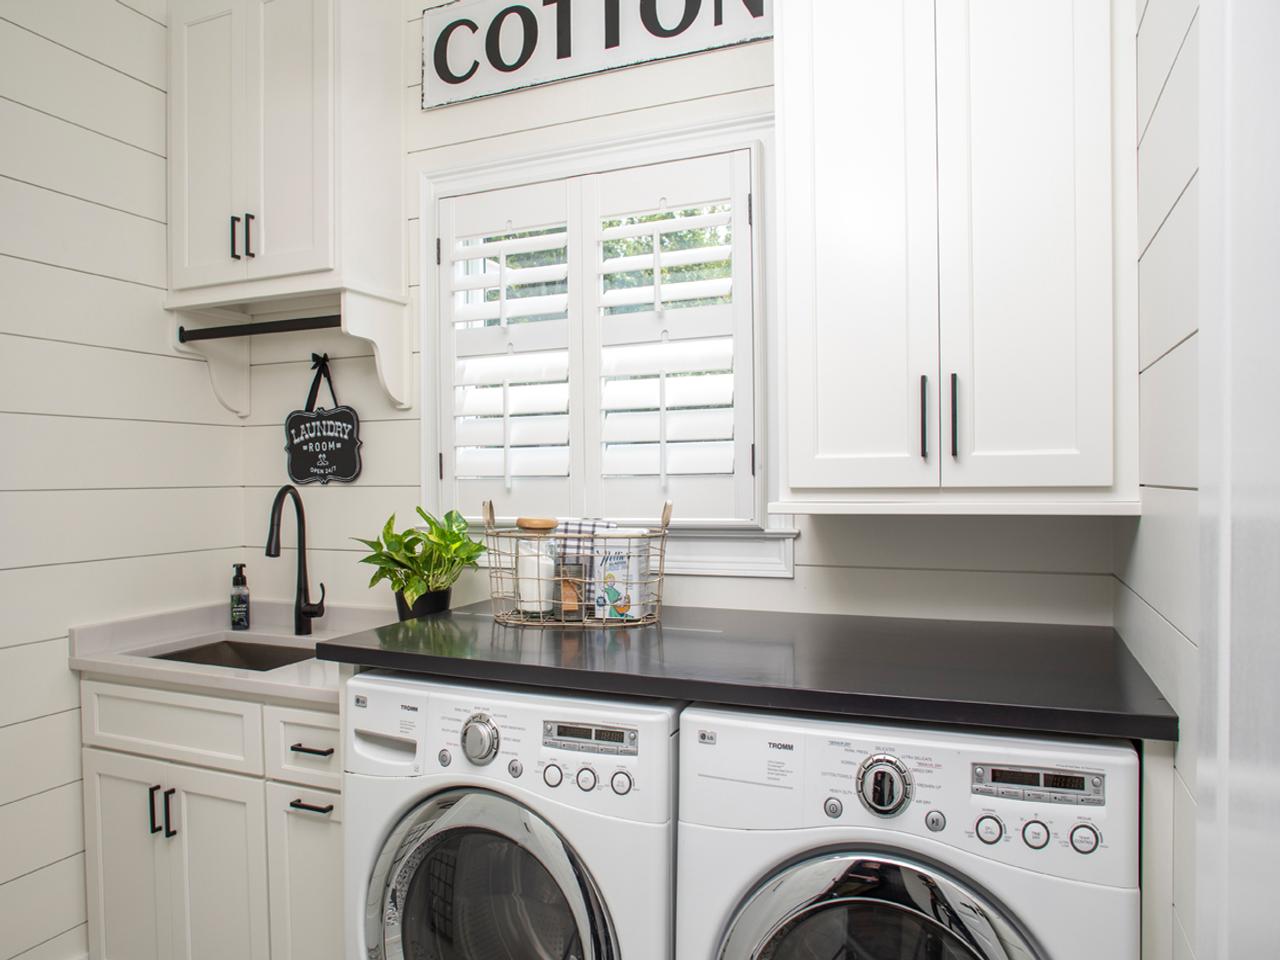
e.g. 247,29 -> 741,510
435,151 -> 757,526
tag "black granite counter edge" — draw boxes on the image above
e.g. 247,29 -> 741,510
315,641 -> 1179,742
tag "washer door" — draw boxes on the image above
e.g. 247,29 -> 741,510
719,853 -> 1044,960
367,789 -> 618,960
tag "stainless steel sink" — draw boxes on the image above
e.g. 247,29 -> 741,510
152,635 -> 314,671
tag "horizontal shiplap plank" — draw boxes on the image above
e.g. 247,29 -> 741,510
1139,177 -> 1198,368
117,0 -> 167,26
0,782 -> 83,886
0,638 -> 78,728
1140,335 -> 1198,489
243,419 -> 421,487
243,484 -> 421,553
0,99 -> 165,221
1137,0 -> 1197,134
0,710 -> 81,805
0,854 -> 87,960
0,414 -> 242,491
0,19 -> 165,154
405,40 -> 772,152
0,0 -> 167,90
1138,16 -> 1198,249
1114,487 -> 1199,640
10,923 -> 87,960
0,548 -> 243,649
0,337 -> 240,425
0,178 -> 165,287
0,487 -> 244,569
795,516 -> 1115,574
246,353 -> 420,425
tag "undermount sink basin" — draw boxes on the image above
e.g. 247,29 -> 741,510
152,635 -> 314,671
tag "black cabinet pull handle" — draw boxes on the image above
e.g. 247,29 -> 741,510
163,788 -> 177,838
950,373 -> 959,458
244,213 -> 255,258
148,785 -> 162,834
290,743 -> 335,757
230,215 -> 241,260
289,799 -> 335,816
919,375 -> 928,460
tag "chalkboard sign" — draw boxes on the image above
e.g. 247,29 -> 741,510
285,353 -> 362,485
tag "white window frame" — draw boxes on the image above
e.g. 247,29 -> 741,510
419,118 -> 796,577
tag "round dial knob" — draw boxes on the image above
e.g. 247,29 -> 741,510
975,815 -> 1004,845
460,714 -> 499,765
610,771 -> 633,796
576,768 -> 598,792
856,754 -> 913,817
1070,824 -> 1100,855
1022,820 -> 1050,850
542,763 -> 563,788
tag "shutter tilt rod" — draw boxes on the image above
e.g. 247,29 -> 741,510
177,315 -> 342,344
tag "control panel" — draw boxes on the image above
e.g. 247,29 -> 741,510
680,706 -> 1139,889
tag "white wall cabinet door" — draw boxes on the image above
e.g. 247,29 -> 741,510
780,0 -> 941,489
165,763 -> 271,960
170,0 -> 250,290
243,0 -> 334,281
83,750 -> 172,960
265,783 -> 343,960
936,0 -> 1115,487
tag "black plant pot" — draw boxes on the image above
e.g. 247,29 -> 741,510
395,588 -> 452,621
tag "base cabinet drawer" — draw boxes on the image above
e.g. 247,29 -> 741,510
266,782 -> 343,960
82,680 -> 264,775
264,705 -> 341,789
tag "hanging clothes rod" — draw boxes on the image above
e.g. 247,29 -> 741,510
177,314 -> 341,344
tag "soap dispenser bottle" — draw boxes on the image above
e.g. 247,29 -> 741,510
230,563 -> 250,631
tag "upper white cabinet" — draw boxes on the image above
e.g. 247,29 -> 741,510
774,0 -> 1137,514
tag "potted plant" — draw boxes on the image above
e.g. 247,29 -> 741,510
353,508 -> 485,620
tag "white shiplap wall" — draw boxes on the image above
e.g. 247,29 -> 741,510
0,4 -> 246,958
240,11 -> 1119,627
1118,3 -> 1200,960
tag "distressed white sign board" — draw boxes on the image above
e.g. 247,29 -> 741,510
422,0 -> 772,109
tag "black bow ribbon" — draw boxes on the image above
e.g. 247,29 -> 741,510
305,353 -> 340,412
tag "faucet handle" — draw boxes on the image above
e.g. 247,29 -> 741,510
303,582 -> 326,619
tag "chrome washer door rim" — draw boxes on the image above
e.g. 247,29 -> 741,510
366,788 -> 618,960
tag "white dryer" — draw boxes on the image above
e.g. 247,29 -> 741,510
344,671 -> 679,959
677,706 -> 1139,960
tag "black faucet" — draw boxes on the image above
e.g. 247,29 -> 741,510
265,484 -> 326,635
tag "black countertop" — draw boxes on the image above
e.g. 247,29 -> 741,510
316,603 -> 1178,742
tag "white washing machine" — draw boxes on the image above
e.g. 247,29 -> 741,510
344,671 -> 680,959
677,706 -> 1139,960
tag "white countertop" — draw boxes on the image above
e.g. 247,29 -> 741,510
69,600 -> 397,705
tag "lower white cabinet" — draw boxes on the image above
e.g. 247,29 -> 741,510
266,783 -> 343,960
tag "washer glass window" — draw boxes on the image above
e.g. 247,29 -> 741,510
759,900 -> 979,959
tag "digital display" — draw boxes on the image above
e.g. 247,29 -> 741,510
556,724 -> 593,740
595,729 -> 625,744
1044,773 -> 1086,791
991,769 -> 1040,787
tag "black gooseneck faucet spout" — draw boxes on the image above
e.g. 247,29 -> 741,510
265,484 -> 326,635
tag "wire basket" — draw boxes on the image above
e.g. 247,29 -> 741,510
482,501 -> 672,628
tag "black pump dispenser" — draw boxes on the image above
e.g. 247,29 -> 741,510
233,564 -> 247,586
231,563 -> 250,630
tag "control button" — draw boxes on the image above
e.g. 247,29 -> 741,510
997,787 -> 1023,799
972,784 -> 997,797
974,767 -> 986,779
1023,790 -> 1051,802
611,771 -> 633,796
975,815 -> 1003,845
1070,824 -> 1100,854
508,759 -> 523,779
1055,794 -> 1081,804
1091,777 -> 1103,788
437,749 -> 452,767
857,754 -> 913,817
542,763 -> 563,788
544,722 -> 554,735
461,714 -> 499,765
925,810 -> 947,833
576,767 -> 598,792
1080,796 -> 1105,806
1022,820 -> 1050,849
823,797 -> 843,819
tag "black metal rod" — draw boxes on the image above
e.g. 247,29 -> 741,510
289,799 -> 335,816
290,743 -> 335,757
950,373 -> 959,458
148,785 -> 162,834
178,314 -> 341,344
920,374 -> 928,460
163,788 -> 177,838
230,215 -> 241,260
244,212 -> 255,258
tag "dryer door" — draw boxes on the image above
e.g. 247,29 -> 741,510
368,788 -> 618,960
720,853 -> 1044,960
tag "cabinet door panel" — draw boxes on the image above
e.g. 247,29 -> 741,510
266,783 -> 343,960
244,0 -> 334,280
170,0 -> 248,290
937,0 -> 1114,487
166,765 -> 270,960
781,0 -> 940,488
83,749 -> 170,960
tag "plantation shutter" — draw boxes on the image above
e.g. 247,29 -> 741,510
438,180 -> 580,519
583,151 -> 756,522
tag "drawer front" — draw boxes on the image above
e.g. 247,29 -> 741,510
264,706 -> 340,790
81,680 -> 264,775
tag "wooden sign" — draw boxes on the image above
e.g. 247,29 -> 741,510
422,0 -> 772,109
285,354 -> 363,485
